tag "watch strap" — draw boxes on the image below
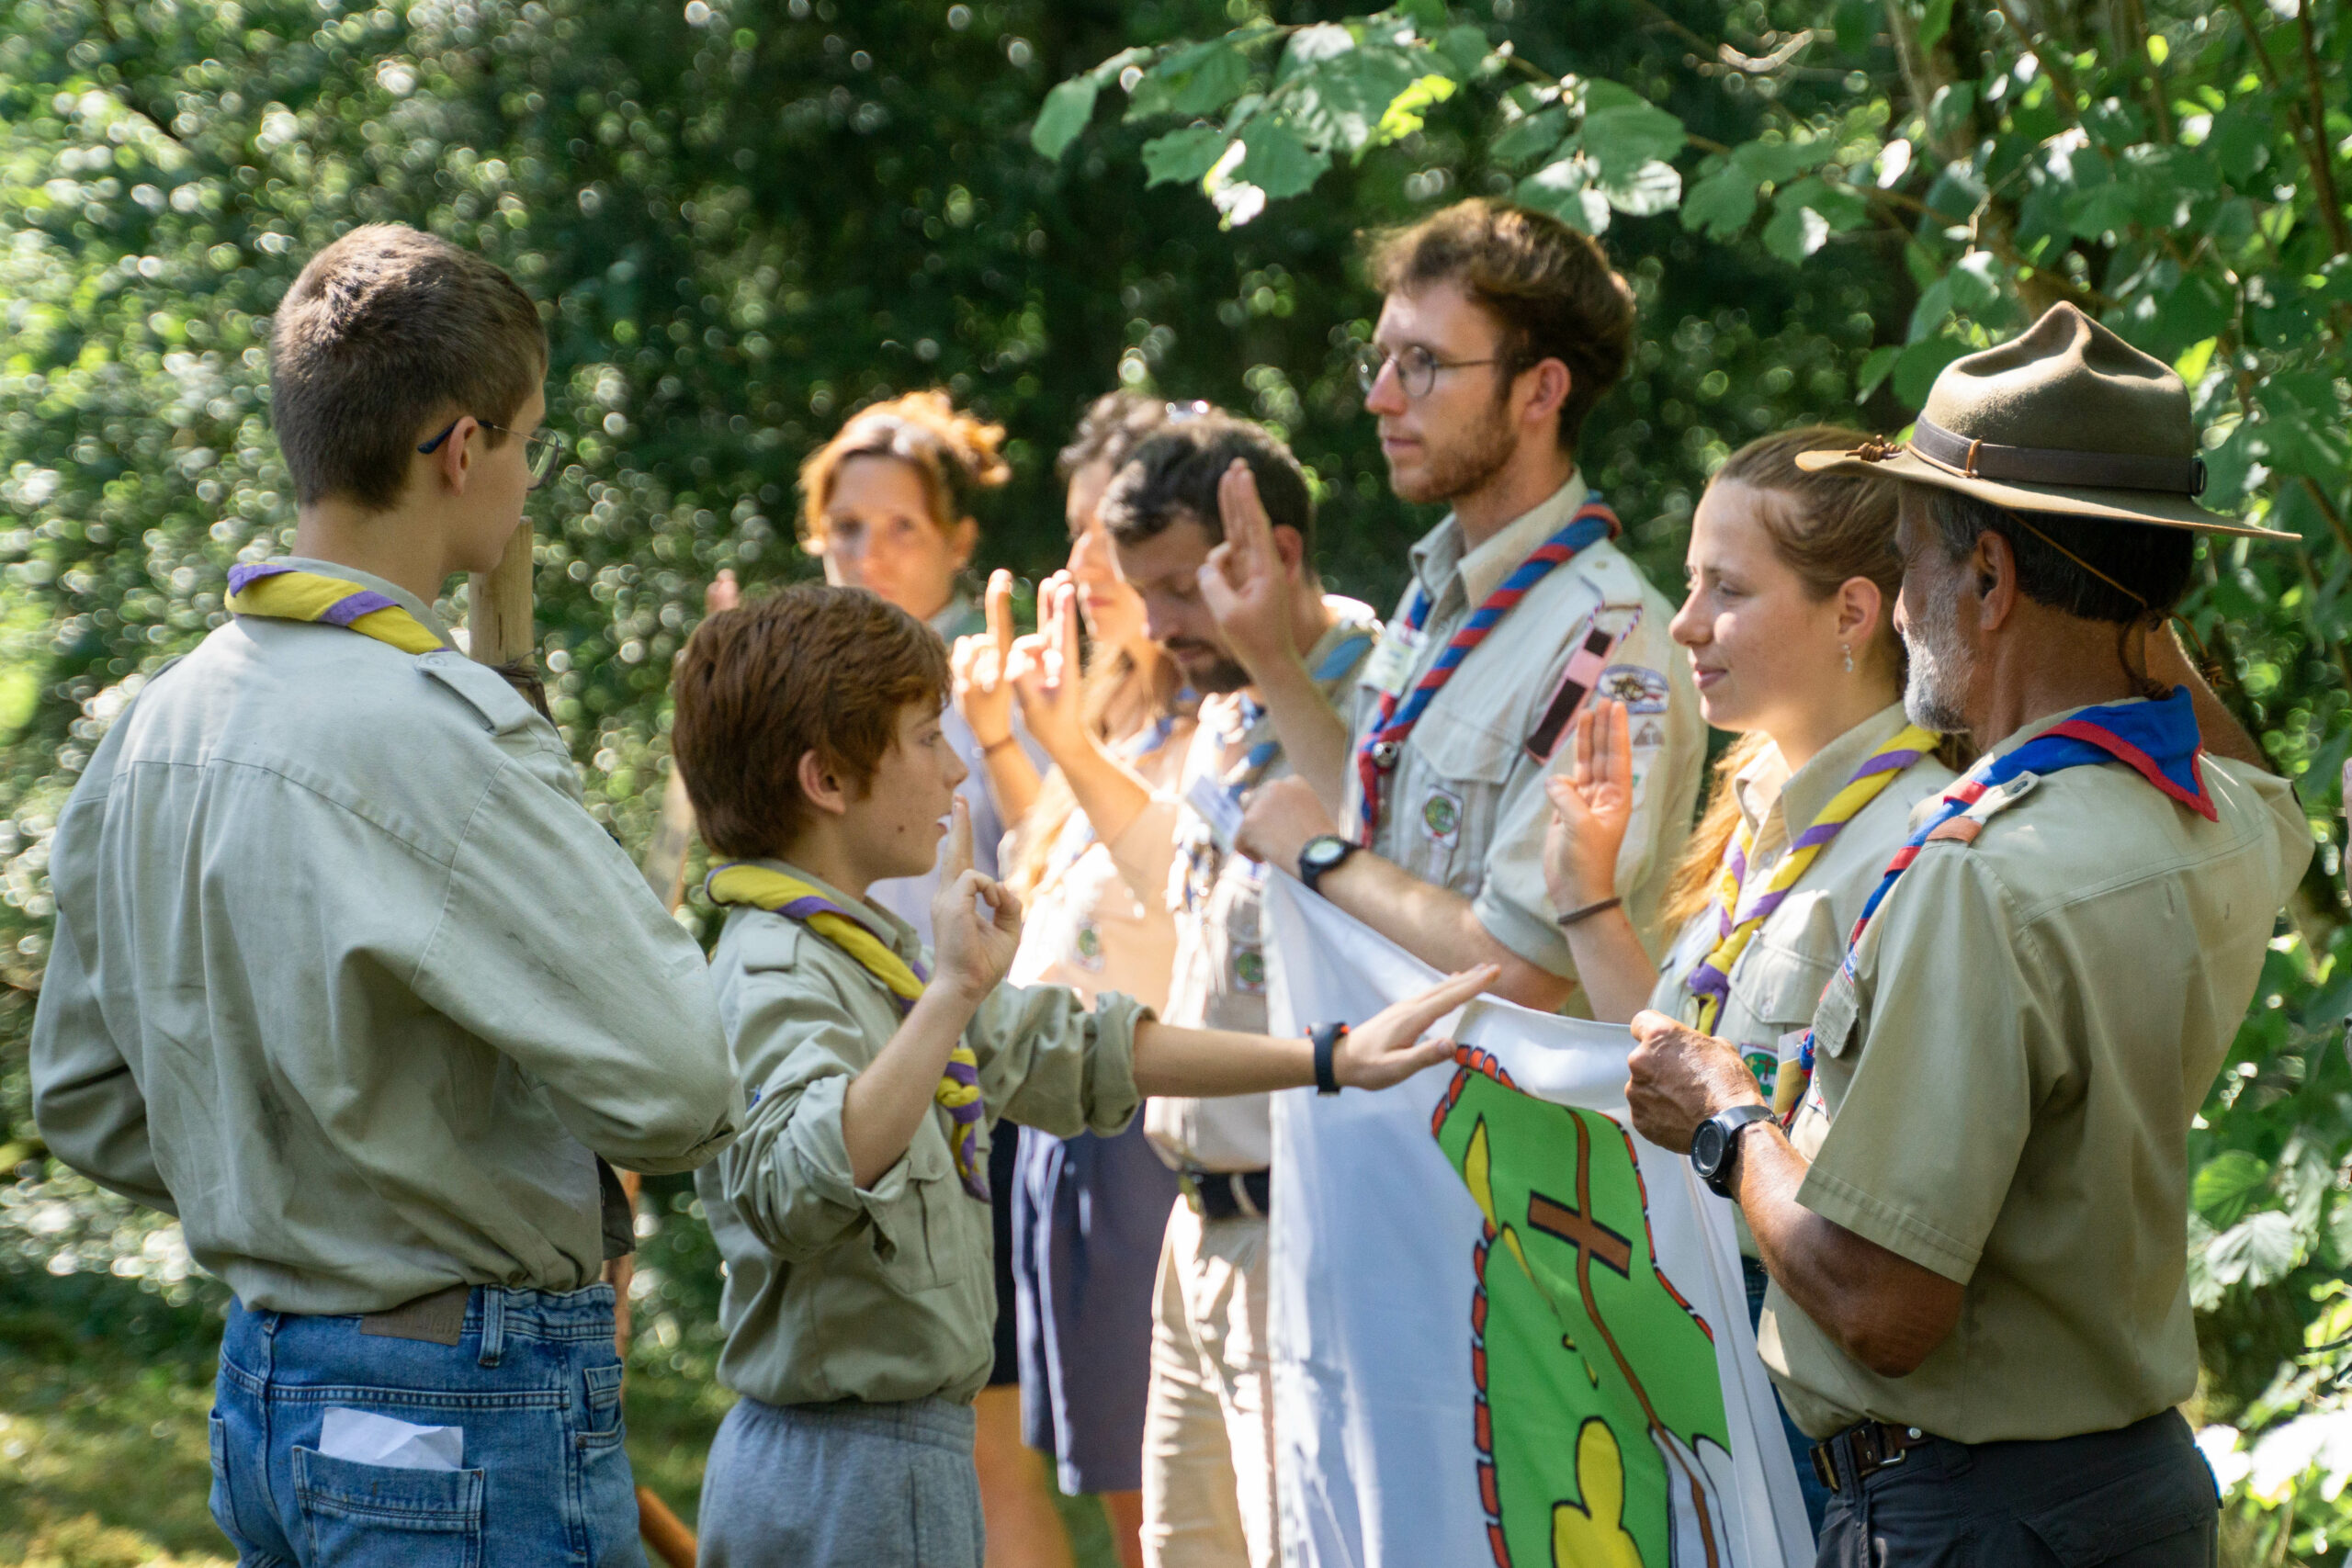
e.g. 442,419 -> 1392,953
1310,1021 -> 1348,1096
1298,834 -> 1355,896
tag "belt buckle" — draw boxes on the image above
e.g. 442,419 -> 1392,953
1809,1440 -> 1839,1492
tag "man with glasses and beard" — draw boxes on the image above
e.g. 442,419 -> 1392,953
1619,304 -> 2306,1566
1098,412 -> 1381,1568
1232,199 -> 1703,1018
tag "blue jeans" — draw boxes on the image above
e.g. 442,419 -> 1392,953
208,1284 -> 647,1567
1744,1256 -> 1832,1541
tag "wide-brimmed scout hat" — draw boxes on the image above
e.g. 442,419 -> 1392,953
1796,302 -> 2279,539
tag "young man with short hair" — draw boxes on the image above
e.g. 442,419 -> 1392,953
31,224 -> 743,1562
1232,197 -> 1704,1009
669,583 -> 1485,1568
1088,414 -> 1383,1568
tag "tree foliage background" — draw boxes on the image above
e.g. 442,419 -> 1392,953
0,0 -> 2348,1560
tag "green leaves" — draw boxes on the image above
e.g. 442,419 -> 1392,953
1142,126 -> 1229,187
1235,117 -> 1329,201
1575,81 -> 1684,180
1031,77 -> 1100,160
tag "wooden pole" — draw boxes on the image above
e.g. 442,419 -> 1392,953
465,521 -> 701,1568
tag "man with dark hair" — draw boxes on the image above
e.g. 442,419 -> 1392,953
1233,197 -> 1703,1017
1095,412 -> 1382,1568
1623,304 -> 2309,1565
30,224 -> 744,1562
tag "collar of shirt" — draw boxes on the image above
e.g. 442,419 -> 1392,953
1734,703 -> 1924,863
738,854 -> 928,969
1407,471 -> 1591,616
268,556 -> 460,649
930,592 -> 984,642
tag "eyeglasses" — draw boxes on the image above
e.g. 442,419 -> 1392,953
417,418 -> 568,489
1352,342 -> 1508,400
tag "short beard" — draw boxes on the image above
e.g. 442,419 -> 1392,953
1165,641 -> 1252,695
1901,591 -> 1974,736
1391,404 -> 1518,506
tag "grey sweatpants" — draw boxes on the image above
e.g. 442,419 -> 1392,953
696,1393 -> 983,1568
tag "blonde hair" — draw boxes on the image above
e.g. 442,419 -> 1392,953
1658,426 -> 1968,932
797,389 -> 1010,549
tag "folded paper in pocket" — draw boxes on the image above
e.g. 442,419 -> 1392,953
318,1406 -> 464,1472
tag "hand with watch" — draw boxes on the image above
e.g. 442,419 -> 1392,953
1623,1008 -> 1780,1201
1298,832 -> 1356,896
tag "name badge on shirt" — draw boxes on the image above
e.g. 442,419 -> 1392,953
1360,627 -> 1419,700
1184,773 -> 1244,855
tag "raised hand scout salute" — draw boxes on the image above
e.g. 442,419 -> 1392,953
1626,305 -> 2312,1567
667,584 -> 1489,1568
29,226 -> 744,1562
1231,199 -> 1704,1009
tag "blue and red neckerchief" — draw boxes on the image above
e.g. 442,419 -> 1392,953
1775,687 -> 2214,1122
1354,501 -> 1619,842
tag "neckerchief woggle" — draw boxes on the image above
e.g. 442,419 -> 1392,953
1682,722 -> 1939,1033
226,562 -> 446,654
1355,502 -> 1618,842
1772,688 -> 2214,1122
706,863 -> 989,1201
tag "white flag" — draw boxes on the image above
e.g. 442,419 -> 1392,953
1263,874 -> 1811,1568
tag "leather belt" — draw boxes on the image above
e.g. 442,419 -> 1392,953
1810,1418 -> 1935,1492
1180,1168 -> 1271,1222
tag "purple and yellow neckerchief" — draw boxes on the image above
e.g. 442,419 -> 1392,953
225,562 -> 445,654
1773,687 -> 2216,1122
1354,501 -> 1620,843
1680,722 -> 1939,1034
706,863 -> 989,1201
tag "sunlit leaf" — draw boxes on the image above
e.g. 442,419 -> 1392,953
1032,76 -> 1099,159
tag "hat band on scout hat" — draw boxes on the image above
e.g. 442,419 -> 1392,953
1902,417 -> 2207,499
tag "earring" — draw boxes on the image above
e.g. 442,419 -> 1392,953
1841,644 -> 1853,674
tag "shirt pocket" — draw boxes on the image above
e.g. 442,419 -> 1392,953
874,1123 -> 960,1293
1395,707 -> 1518,896
1724,897 -> 1838,1102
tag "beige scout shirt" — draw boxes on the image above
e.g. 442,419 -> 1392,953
1761,702 -> 2314,1442
1134,603 -> 1379,1173
1345,476 -> 1704,977
1007,715 -> 1196,1010
1645,705 -> 1957,1095
29,560 -> 741,1316
695,861 -> 1148,1407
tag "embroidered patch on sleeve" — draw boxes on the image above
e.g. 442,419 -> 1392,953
1595,664 -> 1670,715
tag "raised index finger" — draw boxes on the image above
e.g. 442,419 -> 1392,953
1218,459 -> 1274,568
943,794 -> 974,881
986,568 -> 1015,657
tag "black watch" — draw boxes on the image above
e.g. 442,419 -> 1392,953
1690,1104 -> 1775,1199
1309,1021 -> 1349,1096
1299,833 -> 1357,895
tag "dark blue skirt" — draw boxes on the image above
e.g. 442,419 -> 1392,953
1011,1119 -> 1183,1495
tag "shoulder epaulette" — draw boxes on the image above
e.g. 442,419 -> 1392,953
1924,771 -> 2041,846
414,650 -> 541,737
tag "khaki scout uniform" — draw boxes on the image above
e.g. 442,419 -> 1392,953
1119,604 -> 1376,1568
695,859 -> 1148,1407
1762,703 -> 2313,1444
29,560 -> 742,1315
1645,705 -> 1957,1104
1345,475 -> 1704,976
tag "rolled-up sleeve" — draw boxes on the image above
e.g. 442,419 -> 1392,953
707,964 -> 930,1267
971,982 -> 1149,1138
409,755 -> 741,1174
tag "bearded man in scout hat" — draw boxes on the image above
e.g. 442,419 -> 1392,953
1618,302 -> 2313,1566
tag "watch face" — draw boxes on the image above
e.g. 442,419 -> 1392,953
1692,1119 -> 1726,1176
1306,837 -> 1346,868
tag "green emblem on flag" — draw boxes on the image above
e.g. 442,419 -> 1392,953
1433,1050 -> 1736,1568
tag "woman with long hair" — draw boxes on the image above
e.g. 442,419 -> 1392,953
952,392 -> 1193,1568
1541,425 -> 1969,1538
